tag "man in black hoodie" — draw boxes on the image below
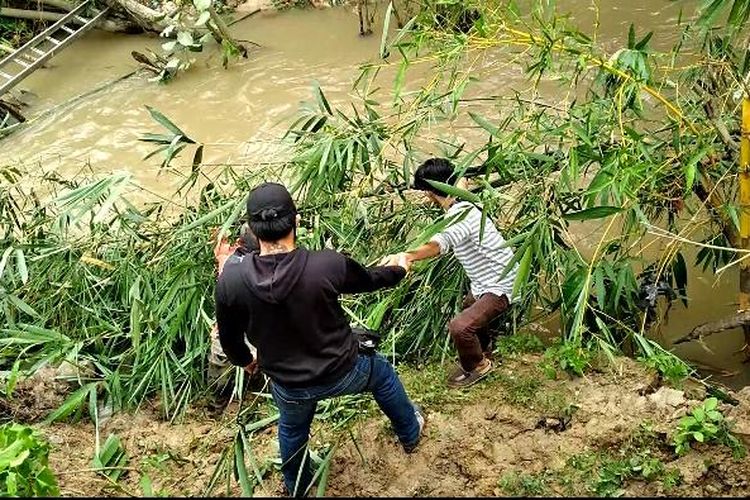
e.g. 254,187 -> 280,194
215,183 -> 424,497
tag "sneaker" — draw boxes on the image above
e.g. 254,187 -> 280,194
403,405 -> 425,453
447,358 -> 494,389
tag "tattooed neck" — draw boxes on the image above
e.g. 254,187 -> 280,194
262,241 -> 292,255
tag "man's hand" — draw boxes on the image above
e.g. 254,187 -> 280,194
244,359 -> 258,377
379,252 -> 412,273
212,228 -> 240,275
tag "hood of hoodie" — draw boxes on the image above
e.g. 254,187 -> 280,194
243,248 -> 309,304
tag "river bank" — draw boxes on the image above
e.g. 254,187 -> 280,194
14,351 -> 750,497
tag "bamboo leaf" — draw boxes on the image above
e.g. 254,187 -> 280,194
196,10 -> 211,26
44,383 -> 96,423
14,249 -> 28,284
0,246 -> 13,280
145,106 -> 194,142
380,2 -> 393,59
468,112 -> 499,136
192,145 -> 204,170
314,84 -> 333,116
6,294 -> 40,319
562,206 -> 622,221
683,145 -> 710,193
512,245 -> 533,298
635,31 -> 653,50
426,180 -> 481,203
234,436 -> 254,496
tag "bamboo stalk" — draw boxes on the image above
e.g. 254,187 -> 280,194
0,7 -> 67,22
208,7 -> 248,57
740,97 -> 750,358
36,0 -> 75,12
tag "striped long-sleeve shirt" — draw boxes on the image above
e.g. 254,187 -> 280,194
431,201 -> 518,302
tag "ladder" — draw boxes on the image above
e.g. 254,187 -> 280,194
0,0 -> 110,97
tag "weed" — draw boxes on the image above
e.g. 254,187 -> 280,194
638,351 -> 690,385
498,373 -> 541,407
495,333 -> 545,357
541,341 -> 593,378
661,468 -> 682,491
498,470 -> 552,496
0,423 -> 59,496
672,397 -> 746,459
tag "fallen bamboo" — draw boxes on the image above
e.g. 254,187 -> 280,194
0,7 -> 67,22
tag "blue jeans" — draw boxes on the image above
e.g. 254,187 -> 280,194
270,353 -> 420,496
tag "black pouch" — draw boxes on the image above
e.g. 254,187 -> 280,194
352,327 -> 381,356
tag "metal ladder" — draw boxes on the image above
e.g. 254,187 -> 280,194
0,0 -> 111,97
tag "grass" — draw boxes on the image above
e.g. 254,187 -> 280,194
496,422 -> 684,497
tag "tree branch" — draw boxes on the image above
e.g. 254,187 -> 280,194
673,310 -> 750,344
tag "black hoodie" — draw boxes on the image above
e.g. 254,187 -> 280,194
215,248 -> 406,387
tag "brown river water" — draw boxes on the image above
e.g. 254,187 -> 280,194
1,1 -> 748,388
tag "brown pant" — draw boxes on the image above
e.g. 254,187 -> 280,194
449,292 -> 510,371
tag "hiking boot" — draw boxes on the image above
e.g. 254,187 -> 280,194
403,405 -> 425,453
447,358 -> 494,389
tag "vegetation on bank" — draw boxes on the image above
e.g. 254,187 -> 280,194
3,0 -> 750,496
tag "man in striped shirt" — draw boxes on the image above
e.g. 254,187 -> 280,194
385,158 -> 518,388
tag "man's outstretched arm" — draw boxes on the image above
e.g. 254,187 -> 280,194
215,286 -> 254,368
339,256 -> 408,294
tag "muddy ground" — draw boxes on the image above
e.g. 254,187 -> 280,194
8,353 -> 750,497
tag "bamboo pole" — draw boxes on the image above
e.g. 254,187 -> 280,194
0,8 -> 67,22
740,97 -> 750,359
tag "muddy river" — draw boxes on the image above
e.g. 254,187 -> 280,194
2,0 -> 747,388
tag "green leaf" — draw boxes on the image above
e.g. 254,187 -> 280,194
234,436 -> 254,496
425,180 -> 481,203
693,431 -> 705,442
468,112 -> 499,135
704,397 -> 718,411
192,144 -> 204,170
628,23 -> 635,48
693,407 -> 706,422
380,2 -> 393,59
727,0 -> 750,28
7,294 -> 40,318
9,449 -> 30,468
512,245 -> 533,298
14,248 -> 28,284
44,383 -> 96,423
139,133 -> 174,144
0,246 -> 13,279
635,31 -> 653,50
707,410 -> 723,421
177,31 -> 194,47
314,83 -> 332,116
562,206 -> 622,221
140,473 -> 154,496
683,145 -> 710,193
594,266 -> 606,306
194,0 -> 212,10
161,40 -> 178,52
196,10 -> 211,26
698,0 -> 727,27
145,106 -> 193,141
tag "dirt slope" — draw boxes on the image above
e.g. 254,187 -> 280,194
24,354 -> 750,497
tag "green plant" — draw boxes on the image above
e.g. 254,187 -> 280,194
541,341 -> 593,378
661,468 -> 682,491
498,470 -> 551,496
672,397 -> 746,459
498,373 -> 541,407
495,333 -> 545,357
92,433 -> 129,481
638,351 -> 691,385
0,423 -> 59,496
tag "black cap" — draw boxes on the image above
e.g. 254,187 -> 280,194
246,182 -> 297,223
